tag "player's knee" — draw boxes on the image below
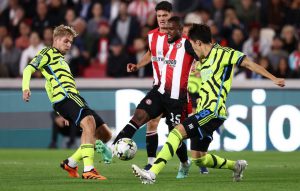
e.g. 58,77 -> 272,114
81,115 -> 96,131
175,124 -> 187,138
132,109 -> 149,125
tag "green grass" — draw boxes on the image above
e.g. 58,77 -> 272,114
0,149 -> 300,191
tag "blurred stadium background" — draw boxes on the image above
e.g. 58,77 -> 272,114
0,0 -> 299,151
0,0 -> 300,190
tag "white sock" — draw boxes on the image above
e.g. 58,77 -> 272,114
148,157 -> 155,165
84,165 -> 94,172
67,157 -> 78,168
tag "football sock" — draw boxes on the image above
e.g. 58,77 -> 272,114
113,120 -> 139,144
176,141 -> 188,163
147,157 -> 155,165
146,130 -> 158,163
69,147 -> 82,167
150,129 -> 182,175
81,144 -> 95,172
192,154 -> 235,170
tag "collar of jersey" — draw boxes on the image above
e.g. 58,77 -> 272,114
156,28 -> 166,36
201,43 -> 217,64
52,47 -> 63,56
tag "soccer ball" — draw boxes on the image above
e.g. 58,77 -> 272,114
113,138 -> 137,161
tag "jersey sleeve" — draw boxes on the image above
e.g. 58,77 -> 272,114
230,49 -> 246,67
22,65 -> 36,91
184,40 -> 199,61
45,81 -> 53,101
28,48 -> 50,70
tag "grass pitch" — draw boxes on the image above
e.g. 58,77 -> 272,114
0,149 -> 299,191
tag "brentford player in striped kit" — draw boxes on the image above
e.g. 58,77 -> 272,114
112,2 -> 195,179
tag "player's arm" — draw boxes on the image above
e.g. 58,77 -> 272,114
22,48 -> 50,102
22,65 -> 36,102
240,56 -> 285,87
127,49 -> 151,72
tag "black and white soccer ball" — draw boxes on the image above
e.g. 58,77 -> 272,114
113,138 -> 137,161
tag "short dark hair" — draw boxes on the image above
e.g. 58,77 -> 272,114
188,24 -> 212,44
155,1 -> 172,12
168,16 -> 181,26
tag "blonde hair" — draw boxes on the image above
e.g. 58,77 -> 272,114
53,25 -> 78,38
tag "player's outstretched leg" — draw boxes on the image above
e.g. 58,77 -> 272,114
113,109 -> 150,145
175,142 -> 191,179
82,168 -> 107,180
81,116 -> 107,180
95,140 -> 112,164
112,119 -> 140,145
233,160 -> 248,182
60,146 -> 82,178
132,128 -> 183,184
192,154 -> 248,181
132,164 -> 156,184
95,123 -> 113,163
176,158 -> 191,179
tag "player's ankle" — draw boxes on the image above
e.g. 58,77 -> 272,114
181,159 -> 190,167
83,166 -> 94,172
67,158 -> 78,168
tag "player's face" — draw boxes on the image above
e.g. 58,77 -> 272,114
166,21 -> 181,43
54,35 -> 73,55
156,10 -> 171,29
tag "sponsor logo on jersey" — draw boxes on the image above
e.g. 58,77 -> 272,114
165,59 -> 177,67
201,68 -> 213,82
151,56 -> 165,62
188,123 -> 194,130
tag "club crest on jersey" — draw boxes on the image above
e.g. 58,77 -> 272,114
176,42 -> 182,49
145,99 -> 152,105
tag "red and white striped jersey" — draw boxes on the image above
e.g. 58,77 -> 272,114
148,28 -> 169,86
158,37 -> 195,100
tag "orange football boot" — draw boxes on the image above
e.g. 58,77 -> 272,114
60,159 -> 80,178
82,168 -> 107,180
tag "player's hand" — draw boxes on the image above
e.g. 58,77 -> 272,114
23,89 -> 31,102
55,115 -> 69,127
127,63 -> 138,72
274,78 -> 285,87
62,118 -> 70,126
